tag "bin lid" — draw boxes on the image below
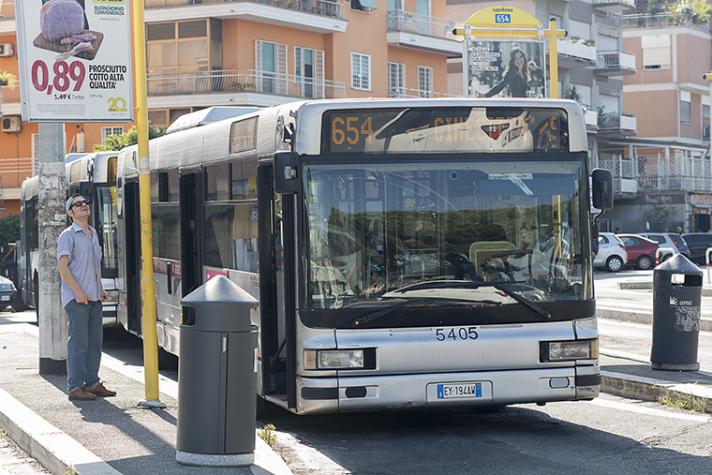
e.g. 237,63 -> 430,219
654,253 -> 702,275
181,275 -> 258,306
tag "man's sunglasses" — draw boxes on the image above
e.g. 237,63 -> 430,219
71,200 -> 91,208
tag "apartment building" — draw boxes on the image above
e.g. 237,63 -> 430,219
0,0 -> 459,217
599,12 -> 712,233
445,0 -> 637,172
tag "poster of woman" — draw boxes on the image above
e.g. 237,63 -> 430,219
467,41 -> 546,98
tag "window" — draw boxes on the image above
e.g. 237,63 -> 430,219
417,66 -> 432,98
255,40 -> 287,95
203,158 -> 259,272
101,127 -> 124,145
387,62 -> 405,97
680,91 -> 692,124
150,171 -> 181,261
149,110 -> 169,128
230,117 -> 258,154
295,46 -> 325,98
598,235 -> 609,245
146,20 -> 213,79
351,53 -> 371,91
351,0 -> 377,12
641,34 -> 670,70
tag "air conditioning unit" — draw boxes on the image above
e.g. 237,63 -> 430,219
0,43 -> 14,57
1,116 -> 21,133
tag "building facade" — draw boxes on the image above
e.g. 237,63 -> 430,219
0,0 -> 458,217
599,12 -> 712,233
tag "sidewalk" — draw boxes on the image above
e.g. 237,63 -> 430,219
0,322 -> 292,475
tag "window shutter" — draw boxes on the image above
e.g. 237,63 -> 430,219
255,40 -> 263,92
295,47 -> 302,80
352,54 -> 359,89
277,43 -> 288,95
316,49 -> 324,98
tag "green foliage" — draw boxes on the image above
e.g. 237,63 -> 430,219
0,70 -> 18,88
93,126 -> 166,152
668,0 -> 712,23
258,423 -> 277,446
565,85 -> 582,103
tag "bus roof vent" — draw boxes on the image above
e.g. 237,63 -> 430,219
166,107 -> 259,135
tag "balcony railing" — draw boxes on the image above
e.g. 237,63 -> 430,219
639,176 -> 712,193
596,50 -> 636,72
592,0 -> 635,9
598,113 -> 636,131
596,13 -> 621,29
0,0 -> 14,19
387,11 -> 455,40
387,87 -> 454,99
0,85 -> 20,104
144,0 -> 343,19
622,13 -> 710,32
147,69 -> 346,100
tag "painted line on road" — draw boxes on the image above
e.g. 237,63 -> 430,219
590,397 -> 711,423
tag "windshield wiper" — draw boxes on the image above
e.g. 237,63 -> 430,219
490,281 -> 551,321
391,280 -> 551,321
352,296 -> 500,327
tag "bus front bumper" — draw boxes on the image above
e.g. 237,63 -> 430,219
296,365 -> 600,414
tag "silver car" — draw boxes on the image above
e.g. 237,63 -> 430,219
594,232 -> 628,272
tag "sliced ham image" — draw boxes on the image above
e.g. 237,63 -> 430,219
40,0 -> 85,42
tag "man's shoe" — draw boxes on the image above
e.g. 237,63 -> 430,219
88,382 -> 116,398
68,388 -> 97,401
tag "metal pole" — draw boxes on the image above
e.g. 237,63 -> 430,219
547,18 -> 560,99
131,0 -> 164,408
463,24 -> 472,97
38,123 -> 67,375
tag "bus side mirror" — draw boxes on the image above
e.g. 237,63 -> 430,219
274,151 -> 299,195
592,169 -> 614,211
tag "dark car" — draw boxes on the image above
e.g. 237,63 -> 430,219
681,233 -> 712,265
0,275 -> 16,311
617,234 -> 659,270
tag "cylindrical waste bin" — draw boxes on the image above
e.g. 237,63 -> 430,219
176,275 -> 258,467
651,254 -> 702,371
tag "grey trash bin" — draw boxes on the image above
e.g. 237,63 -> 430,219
651,254 -> 702,371
176,275 -> 258,467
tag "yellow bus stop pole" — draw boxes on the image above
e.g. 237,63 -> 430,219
132,0 -> 164,409
544,18 -> 566,99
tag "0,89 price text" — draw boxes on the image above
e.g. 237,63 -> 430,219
31,60 -> 86,96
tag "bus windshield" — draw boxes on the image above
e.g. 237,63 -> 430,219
303,158 -> 592,323
95,185 -> 118,278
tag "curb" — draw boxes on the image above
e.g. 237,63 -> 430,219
601,371 -> 712,414
597,307 -> 712,332
618,281 -> 712,296
0,387 -> 121,475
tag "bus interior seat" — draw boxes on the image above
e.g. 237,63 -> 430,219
469,241 -> 516,278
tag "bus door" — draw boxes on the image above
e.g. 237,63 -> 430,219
123,180 -> 141,333
179,171 -> 204,314
257,162 -> 297,409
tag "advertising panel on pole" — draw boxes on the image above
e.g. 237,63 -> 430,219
467,40 -> 546,99
15,0 -> 133,122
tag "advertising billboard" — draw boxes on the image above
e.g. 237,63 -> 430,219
466,40 -> 546,99
15,0 -> 133,122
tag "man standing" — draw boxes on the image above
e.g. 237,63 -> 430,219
57,195 -> 116,401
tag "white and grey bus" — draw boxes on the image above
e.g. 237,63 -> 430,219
18,152 -> 120,324
116,98 -> 612,414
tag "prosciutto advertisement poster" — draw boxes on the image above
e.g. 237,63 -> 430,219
16,0 -> 133,122
466,40 -> 546,99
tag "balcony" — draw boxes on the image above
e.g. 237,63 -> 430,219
0,85 -> 20,116
386,12 -> 460,57
592,0 -> 635,14
387,87 -> 454,99
622,13 -> 710,33
599,158 -> 638,194
598,113 -> 637,135
147,69 -> 346,108
584,109 -> 598,129
144,0 -> 346,33
595,51 -> 636,76
0,0 -> 14,34
556,39 -> 597,68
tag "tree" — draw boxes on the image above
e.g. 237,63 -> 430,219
93,126 -> 166,152
668,0 -> 712,23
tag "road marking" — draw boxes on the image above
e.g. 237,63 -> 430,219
590,397 -> 711,422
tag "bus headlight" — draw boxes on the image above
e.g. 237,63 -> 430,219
304,349 -> 365,370
541,339 -> 598,362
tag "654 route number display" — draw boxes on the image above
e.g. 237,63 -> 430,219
16,0 -> 133,122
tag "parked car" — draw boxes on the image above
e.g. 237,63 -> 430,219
594,232 -> 628,272
0,275 -> 16,311
617,234 -> 659,270
681,233 -> 712,266
639,233 -> 690,261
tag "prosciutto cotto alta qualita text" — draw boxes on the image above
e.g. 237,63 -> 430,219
88,65 -> 127,90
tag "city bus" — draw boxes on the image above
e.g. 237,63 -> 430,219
17,152 -> 120,324
116,98 -> 612,414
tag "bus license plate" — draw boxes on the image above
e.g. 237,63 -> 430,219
437,383 -> 482,399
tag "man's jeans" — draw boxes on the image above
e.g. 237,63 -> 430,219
65,300 -> 103,393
